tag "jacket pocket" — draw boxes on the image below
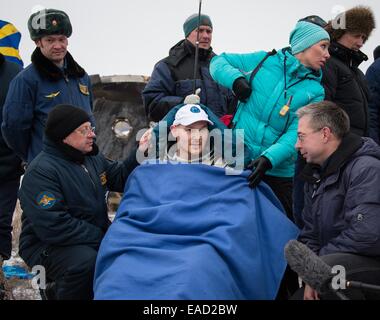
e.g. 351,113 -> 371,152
350,211 -> 380,244
175,80 -> 196,97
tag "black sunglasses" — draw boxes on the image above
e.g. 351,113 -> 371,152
298,15 -> 327,28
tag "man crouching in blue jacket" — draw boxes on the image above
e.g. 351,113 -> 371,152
295,101 -> 380,300
18,104 -> 139,300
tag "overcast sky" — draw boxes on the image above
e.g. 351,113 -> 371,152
2,0 -> 380,76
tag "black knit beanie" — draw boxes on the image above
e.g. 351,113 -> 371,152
45,104 -> 91,142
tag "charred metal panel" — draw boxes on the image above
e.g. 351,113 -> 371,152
90,75 -> 149,160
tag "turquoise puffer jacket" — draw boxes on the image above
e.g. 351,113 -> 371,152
210,48 -> 325,178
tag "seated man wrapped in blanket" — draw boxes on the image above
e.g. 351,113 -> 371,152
93,103 -> 299,300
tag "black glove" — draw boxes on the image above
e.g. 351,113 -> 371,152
247,156 -> 272,188
232,77 -> 252,102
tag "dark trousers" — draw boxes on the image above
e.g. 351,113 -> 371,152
0,178 -> 20,259
292,155 -> 306,229
291,253 -> 380,300
38,245 -> 98,300
261,175 -> 299,299
262,175 -> 293,221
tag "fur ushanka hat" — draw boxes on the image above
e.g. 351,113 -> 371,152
325,6 -> 375,42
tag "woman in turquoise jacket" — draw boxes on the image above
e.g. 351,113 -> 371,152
210,21 -> 330,219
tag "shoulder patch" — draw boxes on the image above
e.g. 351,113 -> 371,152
99,172 -> 107,186
36,192 -> 57,209
79,83 -> 90,96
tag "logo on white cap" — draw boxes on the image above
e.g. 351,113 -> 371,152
173,104 -> 214,126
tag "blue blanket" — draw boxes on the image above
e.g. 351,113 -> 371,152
94,163 -> 299,300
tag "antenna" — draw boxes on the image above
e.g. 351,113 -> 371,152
192,0 -> 203,94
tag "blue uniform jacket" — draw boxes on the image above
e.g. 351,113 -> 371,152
18,138 -> 139,267
2,48 -> 93,163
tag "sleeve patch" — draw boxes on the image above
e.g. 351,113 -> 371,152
36,192 -> 57,209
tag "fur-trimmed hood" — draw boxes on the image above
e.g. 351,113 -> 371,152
31,47 -> 86,81
325,6 -> 375,42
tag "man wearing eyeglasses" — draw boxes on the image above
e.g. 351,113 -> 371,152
295,101 -> 380,300
18,105 -> 139,300
1,9 -> 94,165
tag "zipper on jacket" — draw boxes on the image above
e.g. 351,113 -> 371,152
283,52 -> 316,98
81,164 -> 96,190
312,178 -> 321,199
63,69 -> 78,106
284,56 -> 288,99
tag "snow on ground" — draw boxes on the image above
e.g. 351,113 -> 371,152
3,252 -> 41,300
2,194 -> 120,300
2,202 -> 41,300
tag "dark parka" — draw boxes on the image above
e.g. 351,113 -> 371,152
322,42 -> 370,136
299,133 -> 380,257
0,53 -> 23,181
142,40 -> 236,122
1,48 -> 94,163
366,57 -> 380,144
19,139 -> 138,267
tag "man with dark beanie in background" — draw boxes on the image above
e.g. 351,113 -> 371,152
366,45 -> 380,144
322,6 -> 375,137
142,13 -> 236,122
2,8 -> 94,164
18,104 -> 139,300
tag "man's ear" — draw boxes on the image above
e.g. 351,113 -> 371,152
322,127 -> 332,142
170,125 -> 178,138
35,39 -> 41,48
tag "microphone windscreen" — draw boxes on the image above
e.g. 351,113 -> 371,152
284,240 -> 332,292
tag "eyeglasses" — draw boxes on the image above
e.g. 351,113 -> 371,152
76,125 -> 96,136
298,15 -> 328,28
297,128 -> 323,143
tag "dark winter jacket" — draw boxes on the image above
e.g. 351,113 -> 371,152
322,42 -> 370,136
19,138 -> 139,267
1,48 -> 94,163
299,133 -> 380,257
0,53 -> 23,181
366,58 -> 380,144
142,40 -> 236,122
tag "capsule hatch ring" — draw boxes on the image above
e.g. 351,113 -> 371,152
112,118 -> 133,140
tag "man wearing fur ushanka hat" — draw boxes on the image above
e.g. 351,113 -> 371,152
2,8 -> 94,165
322,6 -> 376,137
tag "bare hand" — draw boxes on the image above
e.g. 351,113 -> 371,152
138,128 -> 153,153
304,284 -> 320,300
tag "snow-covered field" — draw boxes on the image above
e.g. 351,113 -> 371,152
1,194 -> 120,300
1,202 -> 41,300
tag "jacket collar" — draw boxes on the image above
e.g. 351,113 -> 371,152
167,39 -> 214,67
43,138 -> 99,164
329,42 -> 368,68
280,47 -> 322,81
0,53 -> 4,67
31,47 -> 86,81
301,132 -> 363,183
